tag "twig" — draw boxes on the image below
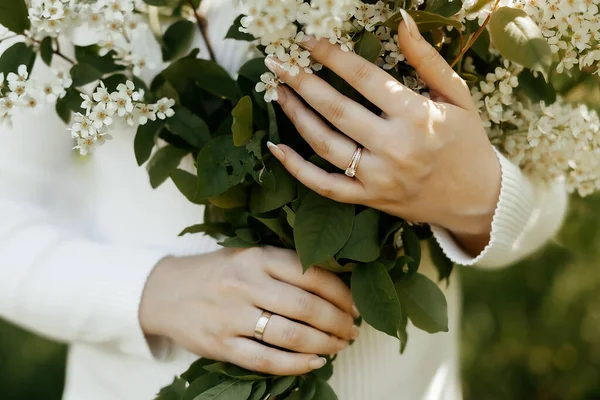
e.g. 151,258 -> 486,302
54,39 -> 76,65
0,34 -> 18,44
450,0 -> 502,68
187,0 -> 216,61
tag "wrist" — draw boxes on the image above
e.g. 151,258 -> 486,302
139,256 -> 178,337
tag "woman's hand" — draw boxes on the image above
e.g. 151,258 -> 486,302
139,247 -> 358,375
265,11 -> 501,255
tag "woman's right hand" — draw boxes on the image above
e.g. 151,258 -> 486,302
139,246 -> 359,375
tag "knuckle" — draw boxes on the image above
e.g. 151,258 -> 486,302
251,355 -> 271,372
350,63 -> 373,86
316,138 -> 333,159
414,46 -> 441,70
295,74 -> 309,95
297,293 -> 315,316
315,183 -> 333,199
281,326 -> 302,347
326,101 -> 345,122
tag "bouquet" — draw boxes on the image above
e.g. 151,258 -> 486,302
1,0 -> 599,398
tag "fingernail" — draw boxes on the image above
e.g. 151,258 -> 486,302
264,56 -> 281,74
310,357 -> 327,370
267,141 -> 285,160
337,339 -> 349,351
399,9 -> 420,40
351,304 -> 360,319
297,34 -> 317,51
351,325 -> 360,340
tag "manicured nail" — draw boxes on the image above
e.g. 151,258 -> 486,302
297,34 -> 317,51
399,9 -> 420,40
351,304 -> 360,319
267,141 -> 285,160
264,56 -> 280,74
351,325 -> 360,340
337,340 -> 349,351
310,357 -> 327,370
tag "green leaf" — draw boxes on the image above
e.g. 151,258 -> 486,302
0,0 -> 30,34
161,58 -> 241,101
74,46 -> 125,74
202,363 -> 269,381
238,57 -> 269,82
351,262 -> 403,337
385,10 -> 463,33
209,184 -> 248,209
246,130 -> 266,160
179,222 -> 232,238
0,42 -> 35,75
488,7 -> 552,76
196,135 -> 255,200
143,0 -> 168,5
219,236 -> 258,248
162,20 -> 195,61
183,374 -> 229,400
167,107 -> 211,148
294,191 -> 355,270
195,379 -> 253,400
338,209 -> 381,262
55,88 -> 84,124
70,64 -> 103,87
40,37 -> 54,66
270,376 -> 297,396
425,0 -> 463,17
395,273 -> 449,333
248,381 -> 267,400
171,169 -> 205,204
428,238 -> 454,285
401,225 -> 421,274
354,31 -> 382,62
181,359 -> 221,383
518,69 -> 556,104
225,15 -> 256,41
155,377 -> 187,400
266,102 -> 280,143
147,146 -> 188,189
313,378 -> 338,400
232,96 -> 254,146
398,304 -> 409,353
283,205 -> 296,228
249,160 -> 296,213
254,216 -> 292,242
471,28 -> 492,62
135,119 -> 165,166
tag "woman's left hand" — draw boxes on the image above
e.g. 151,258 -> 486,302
265,12 -> 501,254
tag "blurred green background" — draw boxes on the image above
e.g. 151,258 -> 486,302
1,194 -> 600,399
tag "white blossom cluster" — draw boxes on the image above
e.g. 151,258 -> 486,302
69,80 -> 175,156
0,64 -> 71,126
461,0 -> 600,75
501,98 -> 600,197
467,58 -> 600,196
26,0 -> 152,75
250,0 -> 402,101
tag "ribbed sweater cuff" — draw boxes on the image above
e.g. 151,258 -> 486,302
431,148 -> 536,266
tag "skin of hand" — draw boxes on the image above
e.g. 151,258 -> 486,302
139,246 -> 360,376
264,10 -> 502,256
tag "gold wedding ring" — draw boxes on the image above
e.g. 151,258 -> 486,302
253,311 -> 272,341
345,146 -> 363,178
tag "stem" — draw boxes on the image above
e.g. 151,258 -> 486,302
0,34 -> 17,44
187,0 -> 216,61
54,40 -> 76,65
450,0 -> 502,68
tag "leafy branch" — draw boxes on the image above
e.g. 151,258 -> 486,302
186,0 -> 216,62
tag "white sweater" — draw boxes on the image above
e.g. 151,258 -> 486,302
0,1 -> 568,399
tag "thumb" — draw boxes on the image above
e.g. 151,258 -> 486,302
397,9 -> 474,110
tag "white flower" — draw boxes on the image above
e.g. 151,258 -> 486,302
111,90 -> 134,117
117,80 -> 142,101
255,72 -> 279,102
70,112 -> 97,138
89,102 -> 115,128
137,103 -> 157,125
80,93 -> 93,114
155,98 -> 175,120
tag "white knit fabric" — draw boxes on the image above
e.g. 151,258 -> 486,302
0,1 -> 567,399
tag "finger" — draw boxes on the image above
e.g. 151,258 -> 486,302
265,57 -> 383,148
252,278 -> 357,341
258,312 -> 349,355
276,85 -> 375,176
297,36 -> 424,115
397,9 -> 474,110
263,247 -> 357,319
225,337 -> 327,375
267,142 -> 366,204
